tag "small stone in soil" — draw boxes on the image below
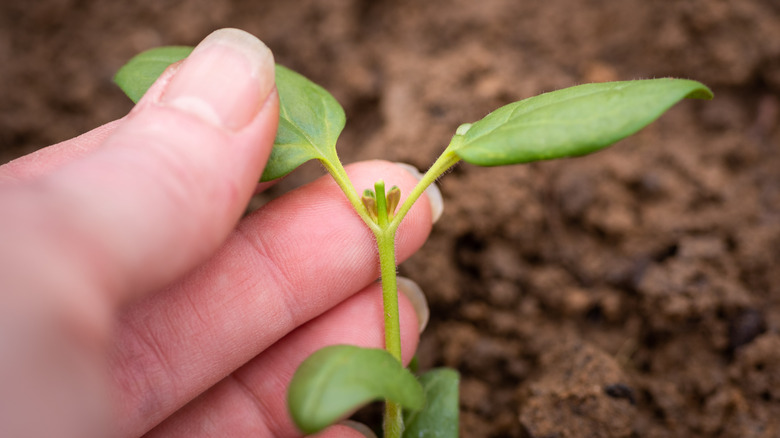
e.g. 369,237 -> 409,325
603,383 -> 637,405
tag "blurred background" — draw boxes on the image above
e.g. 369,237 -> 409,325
1,1 -> 779,436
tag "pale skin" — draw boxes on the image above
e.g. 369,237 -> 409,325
0,29 -> 433,438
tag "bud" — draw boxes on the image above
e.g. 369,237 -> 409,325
361,189 -> 378,221
386,186 -> 401,218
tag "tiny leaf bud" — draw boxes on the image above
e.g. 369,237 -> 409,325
386,186 -> 401,218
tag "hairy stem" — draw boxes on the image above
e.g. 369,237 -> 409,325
320,157 -> 380,233
372,181 -> 405,436
376,228 -> 404,437
390,150 -> 460,230
384,401 -> 404,438
376,228 -> 401,361
323,151 -> 462,438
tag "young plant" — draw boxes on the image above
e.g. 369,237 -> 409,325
115,45 -> 712,437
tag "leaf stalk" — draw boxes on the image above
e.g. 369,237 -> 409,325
390,150 -> 460,231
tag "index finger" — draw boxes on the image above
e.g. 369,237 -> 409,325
108,160 -> 435,436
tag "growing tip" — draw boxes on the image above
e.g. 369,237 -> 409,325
361,195 -> 378,221
386,186 -> 401,217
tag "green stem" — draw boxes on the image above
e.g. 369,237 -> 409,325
320,157 -> 380,233
372,180 -> 405,437
376,228 -> 403,436
384,401 -> 404,438
376,229 -> 401,361
321,151 -> 461,438
390,150 -> 460,231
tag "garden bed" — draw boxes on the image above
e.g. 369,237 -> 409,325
2,1 -> 779,436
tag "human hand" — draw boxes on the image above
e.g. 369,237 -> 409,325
0,29 -> 435,438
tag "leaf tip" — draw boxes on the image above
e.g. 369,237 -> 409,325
687,83 -> 714,100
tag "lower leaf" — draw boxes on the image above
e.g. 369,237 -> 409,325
288,345 -> 424,435
403,368 -> 460,438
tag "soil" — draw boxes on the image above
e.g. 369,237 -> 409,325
2,1 -> 780,437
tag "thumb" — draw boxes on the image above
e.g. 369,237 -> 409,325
4,28 -> 278,317
0,28 -> 277,438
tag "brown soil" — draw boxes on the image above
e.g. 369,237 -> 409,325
2,1 -> 780,437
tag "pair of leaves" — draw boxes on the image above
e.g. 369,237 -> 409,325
115,46 -> 712,186
114,44 -> 710,437
287,344 -> 459,437
113,46 -> 344,181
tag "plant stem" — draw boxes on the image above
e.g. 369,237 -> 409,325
371,180 -> 405,437
390,150 -> 460,230
322,151 -> 461,438
376,227 -> 405,437
320,157 -> 380,233
384,401 -> 404,438
376,228 -> 401,361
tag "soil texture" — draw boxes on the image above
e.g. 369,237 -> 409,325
2,1 -> 780,437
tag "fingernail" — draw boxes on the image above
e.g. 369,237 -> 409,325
161,28 -> 275,131
339,420 -> 378,438
397,277 -> 430,333
394,162 -> 444,223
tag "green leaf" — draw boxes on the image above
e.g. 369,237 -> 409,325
449,78 -> 713,166
262,64 -> 345,181
403,368 -> 460,438
113,46 -> 193,103
113,46 -> 346,182
288,345 -> 424,435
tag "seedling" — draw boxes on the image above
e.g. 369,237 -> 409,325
115,44 -> 712,437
